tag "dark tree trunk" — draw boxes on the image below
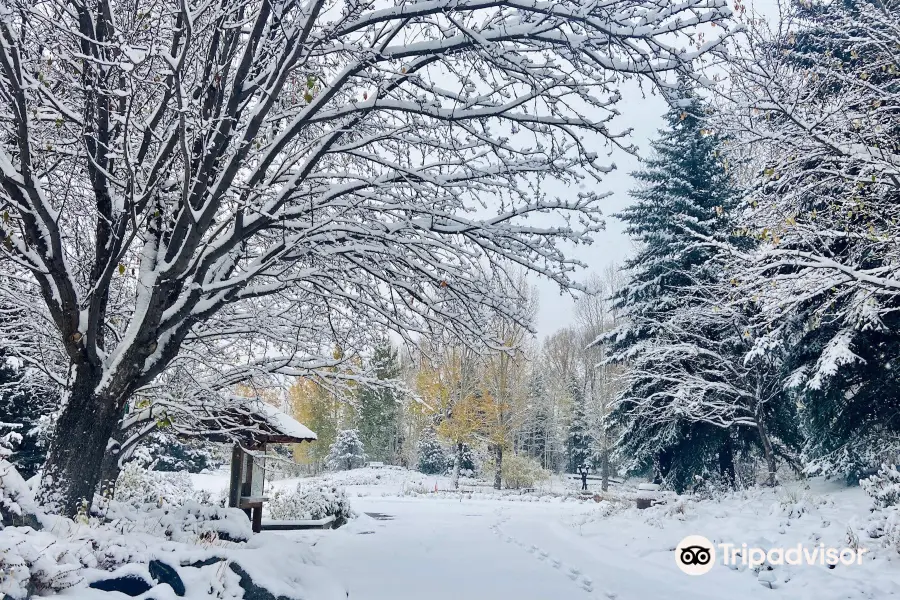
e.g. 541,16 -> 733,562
493,444 -> 502,490
600,448 -> 610,492
600,417 -> 610,492
38,364 -> 120,517
756,415 -> 777,487
718,436 -> 736,486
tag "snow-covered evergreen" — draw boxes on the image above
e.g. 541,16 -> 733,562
357,341 -> 404,464
326,429 -> 367,472
602,87 -> 793,491
416,428 -> 448,475
566,380 -> 592,474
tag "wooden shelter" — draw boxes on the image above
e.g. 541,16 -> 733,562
225,403 -> 317,532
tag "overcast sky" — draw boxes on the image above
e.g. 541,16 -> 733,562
530,85 -> 667,338
531,0 -> 782,340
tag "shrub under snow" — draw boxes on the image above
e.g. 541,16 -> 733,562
267,483 -> 354,527
496,454 -> 550,490
0,459 -> 38,526
112,461 -> 210,508
861,464 -> 900,555
861,464 -> 900,509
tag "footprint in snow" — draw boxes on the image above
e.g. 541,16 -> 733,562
552,559 -> 562,569
529,545 -> 538,554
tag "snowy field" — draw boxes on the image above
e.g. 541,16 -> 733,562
192,468 -> 900,600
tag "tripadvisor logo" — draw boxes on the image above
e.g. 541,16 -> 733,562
675,535 -> 869,575
675,535 -> 716,575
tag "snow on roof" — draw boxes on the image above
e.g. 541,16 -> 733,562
256,402 -> 317,442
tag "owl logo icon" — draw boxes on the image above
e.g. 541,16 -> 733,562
676,535 -> 716,575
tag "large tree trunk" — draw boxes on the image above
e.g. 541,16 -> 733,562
98,418 -> 155,501
38,364 -> 121,517
493,444 -> 503,490
98,427 -> 127,502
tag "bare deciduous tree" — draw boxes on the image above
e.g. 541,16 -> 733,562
0,0 -> 729,515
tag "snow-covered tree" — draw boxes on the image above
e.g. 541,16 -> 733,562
0,373 -> 36,478
357,341 -> 403,464
566,379 -> 592,474
0,0 -> 730,516
614,280 -> 804,486
574,268 -> 623,490
482,273 -> 536,489
0,347 -> 52,479
325,429 -> 367,471
601,87 -> 755,490
519,370 -> 554,469
416,427 -> 447,475
719,0 -> 900,480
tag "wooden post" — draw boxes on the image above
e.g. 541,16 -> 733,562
228,445 -> 243,508
252,506 -> 263,533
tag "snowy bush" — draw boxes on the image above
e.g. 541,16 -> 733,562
861,464 -> 900,509
103,500 -> 253,544
865,507 -> 900,555
496,454 -> 550,489
417,428 -> 447,474
112,462 -> 210,508
692,473 -> 737,501
0,527 -> 90,598
325,429 -> 367,471
267,483 -> 353,527
0,425 -> 22,460
1,459 -> 38,526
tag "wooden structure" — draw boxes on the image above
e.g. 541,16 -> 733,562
225,403 -> 317,533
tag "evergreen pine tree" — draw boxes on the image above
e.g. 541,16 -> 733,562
604,87 -> 760,491
521,370 -> 553,469
357,340 -> 403,463
325,429 -> 367,471
566,378 -> 592,473
416,427 -> 448,474
140,431 -> 221,473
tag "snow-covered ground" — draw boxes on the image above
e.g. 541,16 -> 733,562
191,468 -> 900,600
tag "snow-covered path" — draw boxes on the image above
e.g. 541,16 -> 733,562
311,498 -> 580,600
304,497 -> 759,600
194,471 -> 900,600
